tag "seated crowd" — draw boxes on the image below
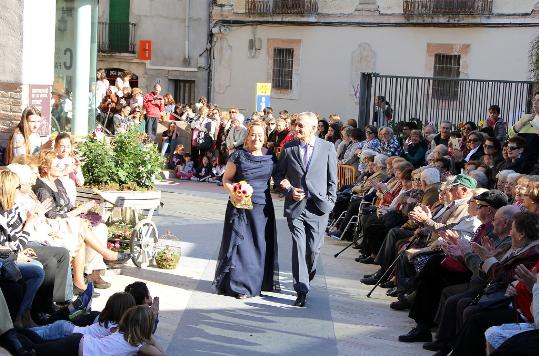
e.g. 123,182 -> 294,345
0,107 -> 163,355
325,100 -> 539,355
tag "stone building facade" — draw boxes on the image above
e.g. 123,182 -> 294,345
209,0 -> 539,121
97,0 -> 210,103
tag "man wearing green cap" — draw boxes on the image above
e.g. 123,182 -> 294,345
397,174 -> 478,343
408,174 -> 477,242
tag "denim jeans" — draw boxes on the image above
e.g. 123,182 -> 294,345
17,260 -> 45,317
146,116 -> 158,139
31,320 -> 75,341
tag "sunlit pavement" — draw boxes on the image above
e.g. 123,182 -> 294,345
91,180 -> 428,356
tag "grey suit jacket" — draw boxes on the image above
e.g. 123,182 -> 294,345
274,137 -> 338,219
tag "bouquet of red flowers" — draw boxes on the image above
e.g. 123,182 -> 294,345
230,180 -> 254,209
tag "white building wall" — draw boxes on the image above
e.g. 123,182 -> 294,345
212,25 -> 538,119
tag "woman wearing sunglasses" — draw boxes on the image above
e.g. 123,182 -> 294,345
463,131 -> 485,163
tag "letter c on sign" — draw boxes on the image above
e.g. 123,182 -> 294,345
63,48 -> 73,70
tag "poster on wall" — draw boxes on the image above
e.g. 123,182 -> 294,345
29,84 -> 52,136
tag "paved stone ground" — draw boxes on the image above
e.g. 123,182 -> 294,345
3,180 -> 429,356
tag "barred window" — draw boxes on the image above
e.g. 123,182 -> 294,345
433,54 -> 460,101
272,48 -> 294,90
173,79 -> 196,105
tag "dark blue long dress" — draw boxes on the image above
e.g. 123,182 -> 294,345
213,148 -> 280,297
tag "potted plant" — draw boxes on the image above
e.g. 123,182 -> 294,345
154,246 -> 181,270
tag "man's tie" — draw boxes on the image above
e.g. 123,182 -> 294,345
303,143 -> 313,171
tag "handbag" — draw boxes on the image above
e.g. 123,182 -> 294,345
0,252 -> 22,282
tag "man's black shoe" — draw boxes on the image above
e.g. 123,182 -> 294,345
390,298 -> 411,311
363,269 -> 381,278
360,275 -> 381,285
293,292 -> 307,307
355,254 -> 369,262
386,287 -> 400,297
423,340 -> 445,351
398,327 -> 432,343
380,280 -> 395,289
358,256 -> 376,264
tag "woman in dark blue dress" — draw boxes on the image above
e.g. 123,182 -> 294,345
213,121 -> 280,298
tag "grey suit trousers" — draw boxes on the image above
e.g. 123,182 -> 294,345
287,201 -> 329,294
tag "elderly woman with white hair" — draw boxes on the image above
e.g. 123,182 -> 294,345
496,169 -> 516,191
378,127 -> 402,157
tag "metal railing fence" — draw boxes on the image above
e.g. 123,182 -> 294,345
357,73 -> 535,129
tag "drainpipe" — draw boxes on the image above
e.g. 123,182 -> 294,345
184,0 -> 190,65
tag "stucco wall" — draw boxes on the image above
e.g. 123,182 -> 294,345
0,0 -> 24,84
211,25 -> 538,120
130,0 -> 209,68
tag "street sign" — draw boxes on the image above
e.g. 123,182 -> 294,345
256,95 -> 270,112
255,82 -> 271,111
256,82 -> 272,96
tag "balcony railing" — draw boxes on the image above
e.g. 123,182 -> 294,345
403,0 -> 493,16
98,22 -> 136,54
246,0 -> 318,15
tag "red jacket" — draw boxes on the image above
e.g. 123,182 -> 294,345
143,92 -> 164,118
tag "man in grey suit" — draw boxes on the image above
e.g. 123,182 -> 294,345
274,112 -> 338,307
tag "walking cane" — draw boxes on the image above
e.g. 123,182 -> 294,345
334,232 -> 362,258
366,231 -> 424,298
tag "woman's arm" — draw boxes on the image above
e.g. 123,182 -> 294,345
222,161 -> 237,195
139,337 -> 165,356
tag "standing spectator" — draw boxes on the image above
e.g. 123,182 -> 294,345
225,114 -> 247,153
266,117 -> 277,144
487,105 -> 507,143
5,106 -> 43,164
317,119 -> 329,139
143,84 -> 164,140
95,68 -> 109,107
509,90 -> 539,160
433,120 -> 452,147
272,118 -> 289,148
114,70 -> 132,92
325,123 -> 342,148
374,96 -> 393,127
328,113 -> 341,125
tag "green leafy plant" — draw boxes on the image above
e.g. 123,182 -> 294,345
77,129 -> 164,190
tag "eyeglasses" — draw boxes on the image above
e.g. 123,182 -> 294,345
268,122 -> 276,125
467,138 -> 479,143
508,146 -> 521,151
366,131 -> 374,134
